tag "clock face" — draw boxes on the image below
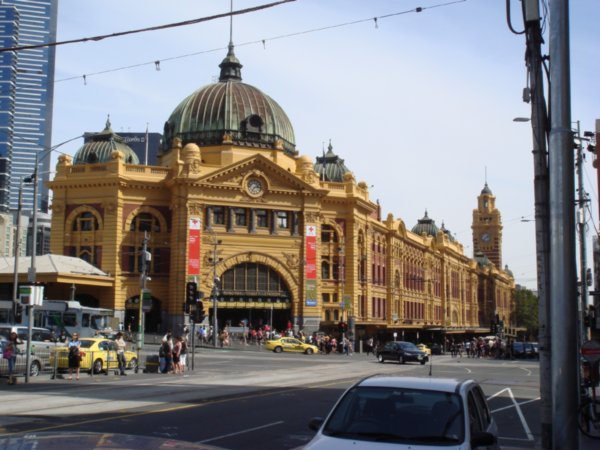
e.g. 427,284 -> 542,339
481,232 -> 491,243
247,178 -> 263,196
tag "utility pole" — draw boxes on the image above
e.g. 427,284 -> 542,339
521,1 -> 552,446
548,0 -> 579,448
575,121 -> 590,345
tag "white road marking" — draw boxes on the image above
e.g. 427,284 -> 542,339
197,420 -> 285,444
488,387 -> 534,441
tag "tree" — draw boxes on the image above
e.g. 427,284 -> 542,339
514,287 -> 539,339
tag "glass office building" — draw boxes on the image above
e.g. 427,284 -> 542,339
0,1 -> 58,214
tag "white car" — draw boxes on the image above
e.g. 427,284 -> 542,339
303,375 -> 499,449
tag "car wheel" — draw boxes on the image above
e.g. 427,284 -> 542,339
398,355 -> 404,364
420,360 -> 426,365
274,346 -> 283,353
305,348 -> 313,355
377,354 -> 385,363
93,359 -> 103,374
29,361 -> 41,377
128,358 -> 138,372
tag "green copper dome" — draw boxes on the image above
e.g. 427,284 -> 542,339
162,43 -> 296,155
411,210 -> 440,237
73,118 -> 139,165
314,141 -> 350,182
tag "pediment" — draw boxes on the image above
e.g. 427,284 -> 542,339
195,154 -> 323,196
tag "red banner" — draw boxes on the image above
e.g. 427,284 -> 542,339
305,224 -> 317,280
188,217 -> 201,275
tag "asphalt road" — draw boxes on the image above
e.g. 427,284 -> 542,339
0,348 -> 544,449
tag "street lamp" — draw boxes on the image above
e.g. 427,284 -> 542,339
22,134 -> 82,383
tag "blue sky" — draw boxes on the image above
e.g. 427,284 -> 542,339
52,0 -> 600,290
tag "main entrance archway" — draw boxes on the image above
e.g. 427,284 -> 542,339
212,262 -> 292,331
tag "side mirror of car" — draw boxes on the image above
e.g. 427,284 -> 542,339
471,431 -> 497,447
308,417 -> 324,431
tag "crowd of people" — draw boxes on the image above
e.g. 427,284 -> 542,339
447,336 -> 520,359
158,328 -> 189,374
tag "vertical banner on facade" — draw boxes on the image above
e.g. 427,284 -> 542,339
188,217 -> 202,276
305,224 -> 317,306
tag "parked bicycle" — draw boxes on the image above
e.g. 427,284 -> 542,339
578,341 -> 600,439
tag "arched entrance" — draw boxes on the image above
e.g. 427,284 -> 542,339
125,296 -> 162,333
212,262 -> 292,331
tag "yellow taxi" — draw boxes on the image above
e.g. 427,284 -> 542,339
264,337 -> 319,355
50,337 -> 138,374
416,343 -> 432,356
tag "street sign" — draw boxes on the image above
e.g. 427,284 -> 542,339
581,340 -> 600,363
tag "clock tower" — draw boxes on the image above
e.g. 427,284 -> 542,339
472,183 -> 503,268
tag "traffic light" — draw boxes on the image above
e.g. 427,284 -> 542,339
490,321 -> 496,334
186,282 -> 197,305
339,321 -> 346,334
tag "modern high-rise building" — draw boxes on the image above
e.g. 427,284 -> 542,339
0,0 -> 58,215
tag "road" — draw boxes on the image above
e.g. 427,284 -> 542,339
0,347 -> 543,449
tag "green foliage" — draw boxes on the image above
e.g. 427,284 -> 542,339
514,288 -> 539,338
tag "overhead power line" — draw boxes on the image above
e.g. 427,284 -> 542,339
0,0 -> 296,54
55,0 -> 467,84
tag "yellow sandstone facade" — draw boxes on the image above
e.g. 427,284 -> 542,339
47,45 -> 514,340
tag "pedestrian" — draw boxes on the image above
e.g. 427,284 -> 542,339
180,335 -> 188,371
366,337 -> 374,356
115,332 -> 127,376
159,339 -> 172,373
3,331 -> 21,385
172,336 -> 182,374
68,332 -> 82,380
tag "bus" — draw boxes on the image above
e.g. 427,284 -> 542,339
0,299 -> 117,338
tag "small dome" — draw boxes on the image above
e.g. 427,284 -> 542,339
481,182 -> 493,195
73,117 -> 139,165
440,221 -> 456,242
313,141 -> 350,182
411,210 -> 439,236
162,43 -> 296,156
504,264 -> 514,277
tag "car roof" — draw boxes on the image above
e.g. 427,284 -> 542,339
356,375 -> 471,394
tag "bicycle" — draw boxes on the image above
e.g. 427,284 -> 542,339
578,356 -> 600,439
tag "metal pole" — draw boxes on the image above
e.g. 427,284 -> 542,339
137,232 -> 148,365
575,121 -> 589,345
522,4 -> 552,446
548,0 -> 579,448
12,179 -> 23,316
212,238 -> 219,347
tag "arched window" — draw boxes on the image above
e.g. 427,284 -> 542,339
130,212 -> 161,232
321,261 -> 330,279
325,310 -> 331,322
72,212 -> 98,231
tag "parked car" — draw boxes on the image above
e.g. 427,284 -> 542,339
304,375 -> 500,449
430,342 -> 443,355
264,337 -> 319,355
0,337 -> 44,377
512,341 -> 537,359
50,337 -> 138,374
0,325 -> 58,369
376,341 -> 429,365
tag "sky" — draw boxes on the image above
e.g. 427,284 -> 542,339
51,0 -> 600,290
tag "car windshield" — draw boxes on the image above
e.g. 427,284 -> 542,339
323,386 -> 465,445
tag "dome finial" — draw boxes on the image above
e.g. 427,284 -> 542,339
105,114 -> 111,131
219,0 -> 242,81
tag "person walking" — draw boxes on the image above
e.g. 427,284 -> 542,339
365,337 -> 374,356
67,333 -> 82,380
115,332 -> 127,376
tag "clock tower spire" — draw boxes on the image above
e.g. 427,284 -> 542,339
472,183 -> 503,267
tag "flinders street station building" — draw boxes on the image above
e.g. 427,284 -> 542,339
47,43 -> 515,341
